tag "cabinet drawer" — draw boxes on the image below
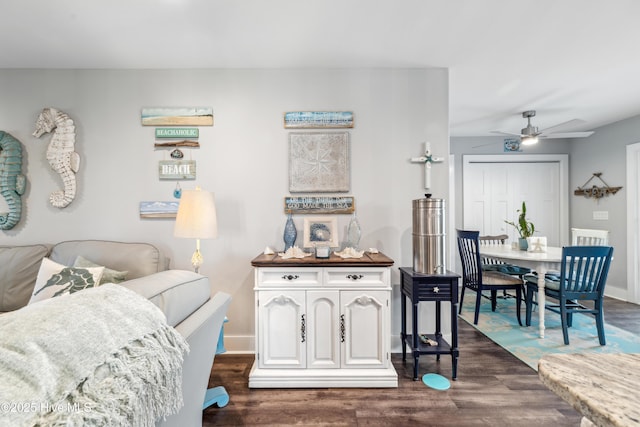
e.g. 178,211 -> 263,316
257,268 -> 322,288
324,268 -> 389,288
416,283 -> 452,301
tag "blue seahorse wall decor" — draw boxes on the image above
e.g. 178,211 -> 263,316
0,131 -> 26,230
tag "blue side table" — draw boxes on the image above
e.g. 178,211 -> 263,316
203,317 -> 229,409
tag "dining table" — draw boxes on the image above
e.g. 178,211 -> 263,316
479,244 -> 563,338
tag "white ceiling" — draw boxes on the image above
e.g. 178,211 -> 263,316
4,0 -> 640,137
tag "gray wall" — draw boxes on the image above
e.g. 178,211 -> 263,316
452,114 -> 638,299
569,115 -> 640,298
0,68 -> 450,352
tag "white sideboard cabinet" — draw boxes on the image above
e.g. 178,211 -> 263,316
249,252 -> 397,388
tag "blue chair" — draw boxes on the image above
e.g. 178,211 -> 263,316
479,234 -> 531,304
524,246 -> 614,345
457,230 -> 524,325
479,234 -> 511,272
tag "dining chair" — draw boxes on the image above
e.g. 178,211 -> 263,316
457,230 -> 524,325
524,245 -> 614,345
479,234 -> 509,272
542,228 -> 609,278
479,234 -> 532,276
571,228 -> 609,246
479,234 -> 531,302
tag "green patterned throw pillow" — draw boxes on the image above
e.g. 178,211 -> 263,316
73,255 -> 128,284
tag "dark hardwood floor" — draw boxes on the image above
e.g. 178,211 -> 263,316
203,297 -> 639,426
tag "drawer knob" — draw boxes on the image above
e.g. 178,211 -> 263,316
282,274 -> 299,281
346,274 -> 363,281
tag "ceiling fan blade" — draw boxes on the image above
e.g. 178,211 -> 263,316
490,130 -> 521,137
542,131 -> 595,139
473,141 -> 502,149
539,118 -> 586,134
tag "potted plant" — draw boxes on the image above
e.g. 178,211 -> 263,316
504,201 -> 535,250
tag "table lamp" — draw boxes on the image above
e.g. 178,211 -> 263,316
174,187 -> 218,273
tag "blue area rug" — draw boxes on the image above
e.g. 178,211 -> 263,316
459,295 -> 640,370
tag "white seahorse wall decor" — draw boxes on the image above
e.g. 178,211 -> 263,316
33,107 -> 80,208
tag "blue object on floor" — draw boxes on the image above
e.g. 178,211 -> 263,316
203,386 -> 230,408
204,317 -> 230,410
216,317 -> 228,354
422,373 -> 451,390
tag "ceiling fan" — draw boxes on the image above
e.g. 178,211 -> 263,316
491,110 -> 595,145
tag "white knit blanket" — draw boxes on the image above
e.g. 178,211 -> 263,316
0,283 -> 189,426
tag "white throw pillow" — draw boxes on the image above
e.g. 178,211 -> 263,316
28,257 -> 105,304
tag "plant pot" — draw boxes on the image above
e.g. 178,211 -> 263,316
518,238 -> 528,251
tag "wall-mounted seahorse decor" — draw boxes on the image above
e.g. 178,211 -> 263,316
33,107 -> 80,208
0,131 -> 26,230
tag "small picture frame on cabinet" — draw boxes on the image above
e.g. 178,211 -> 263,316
303,216 -> 339,248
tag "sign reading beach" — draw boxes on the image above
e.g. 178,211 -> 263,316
142,107 -> 213,126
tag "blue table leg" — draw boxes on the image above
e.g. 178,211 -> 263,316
203,318 -> 229,410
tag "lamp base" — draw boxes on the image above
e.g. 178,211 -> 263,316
191,243 -> 203,273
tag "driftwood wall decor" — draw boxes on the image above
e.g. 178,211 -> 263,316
574,172 -> 622,200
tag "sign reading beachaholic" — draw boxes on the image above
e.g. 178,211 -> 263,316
158,160 -> 196,180
155,128 -> 199,139
284,196 -> 355,214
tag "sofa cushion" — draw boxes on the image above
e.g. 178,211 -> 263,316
50,240 -> 167,279
0,245 -> 50,312
121,270 -> 210,327
29,258 -> 105,304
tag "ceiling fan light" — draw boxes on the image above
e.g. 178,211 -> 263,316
522,135 -> 539,145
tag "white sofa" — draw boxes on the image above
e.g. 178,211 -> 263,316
0,240 -> 231,426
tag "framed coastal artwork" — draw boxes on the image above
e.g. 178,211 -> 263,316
284,111 -> 353,129
141,107 -> 213,126
289,132 -> 350,193
503,138 -> 522,152
139,201 -> 180,218
303,216 -> 339,248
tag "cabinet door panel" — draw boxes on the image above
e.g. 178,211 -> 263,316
258,290 -> 306,368
307,291 -> 340,369
341,291 -> 388,368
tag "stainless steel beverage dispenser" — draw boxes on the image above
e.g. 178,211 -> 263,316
412,194 -> 446,274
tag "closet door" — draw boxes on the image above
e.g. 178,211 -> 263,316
463,156 -> 563,246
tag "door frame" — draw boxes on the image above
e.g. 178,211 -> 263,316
626,142 -> 640,304
462,154 -> 570,246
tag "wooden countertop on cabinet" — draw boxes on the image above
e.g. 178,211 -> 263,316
251,251 -> 394,267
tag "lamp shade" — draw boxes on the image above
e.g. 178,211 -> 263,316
174,188 -> 218,239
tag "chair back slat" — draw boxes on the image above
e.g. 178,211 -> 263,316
559,246 -> 613,298
571,228 -> 609,246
